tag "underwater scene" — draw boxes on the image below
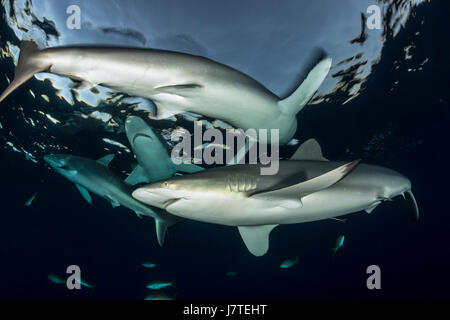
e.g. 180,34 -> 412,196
0,0 -> 447,303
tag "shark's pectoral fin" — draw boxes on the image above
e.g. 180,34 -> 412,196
155,219 -> 169,247
238,224 -> 278,256
97,154 -> 115,167
175,163 -> 204,174
124,165 -> 149,185
105,195 -> 120,208
251,160 -> 360,205
290,138 -> 329,161
404,190 -> 419,221
75,184 -> 92,204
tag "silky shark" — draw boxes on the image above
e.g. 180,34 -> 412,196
132,139 -> 418,256
124,115 -> 203,185
44,153 -> 180,246
0,41 -> 331,144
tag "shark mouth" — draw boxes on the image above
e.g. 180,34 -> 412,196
403,190 -> 419,221
132,133 -> 153,145
163,198 -> 184,209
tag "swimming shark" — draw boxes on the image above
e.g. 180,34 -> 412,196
44,153 -> 180,246
132,139 -> 418,256
124,115 -> 203,185
0,41 -> 331,144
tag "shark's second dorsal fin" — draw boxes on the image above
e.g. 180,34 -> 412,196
290,138 -> 329,161
97,154 -> 115,167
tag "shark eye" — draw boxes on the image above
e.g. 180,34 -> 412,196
163,181 -> 169,188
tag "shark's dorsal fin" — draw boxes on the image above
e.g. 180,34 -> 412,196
250,160 -> 360,205
124,165 -> 149,186
75,184 -> 92,204
290,138 -> 328,161
97,154 -> 115,167
238,224 -> 278,256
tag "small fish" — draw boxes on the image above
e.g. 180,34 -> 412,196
144,293 -> 175,300
41,94 -> 50,103
142,262 -> 158,268
332,235 -> 345,255
226,272 -> 238,276
48,274 -> 65,284
280,257 -> 299,269
76,278 -> 95,289
25,191 -> 39,206
146,280 -> 175,290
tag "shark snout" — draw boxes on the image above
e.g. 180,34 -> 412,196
132,187 -> 172,209
44,154 -> 64,169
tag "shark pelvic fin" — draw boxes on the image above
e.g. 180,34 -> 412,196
0,41 -> 51,103
124,165 -> 149,186
97,154 -> 115,167
290,138 -> 329,161
251,160 -> 360,205
278,56 -> 332,116
238,224 -> 278,256
105,195 -> 120,208
75,184 -> 92,204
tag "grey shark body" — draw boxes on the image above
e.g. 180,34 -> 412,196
1,41 -> 331,144
132,139 -> 418,256
124,115 -> 203,185
44,153 -> 180,246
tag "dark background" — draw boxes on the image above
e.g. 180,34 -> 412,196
0,1 -> 448,300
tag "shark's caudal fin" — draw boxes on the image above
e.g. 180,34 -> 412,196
0,41 -> 50,103
278,57 -> 332,116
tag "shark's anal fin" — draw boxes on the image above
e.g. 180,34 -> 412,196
124,165 -> 149,185
97,154 -> 115,167
175,163 -> 204,174
290,138 -> 329,161
238,224 -> 278,256
75,184 -> 92,204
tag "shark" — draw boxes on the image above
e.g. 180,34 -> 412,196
44,153 -> 180,246
0,41 -> 331,144
124,115 -> 203,186
132,139 -> 418,256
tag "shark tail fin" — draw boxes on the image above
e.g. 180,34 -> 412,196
0,41 -> 50,103
278,56 -> 332,116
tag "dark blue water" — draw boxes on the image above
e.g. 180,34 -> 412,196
0,1 -> 448,300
